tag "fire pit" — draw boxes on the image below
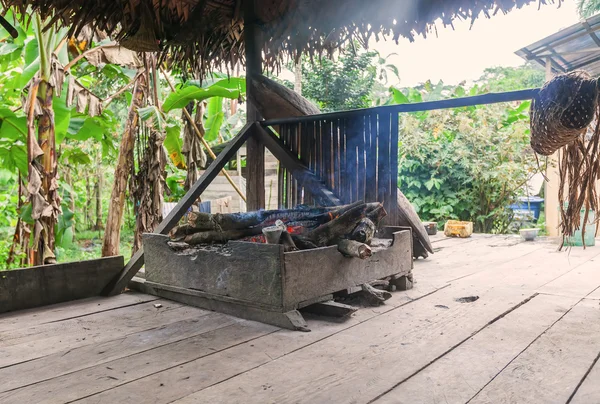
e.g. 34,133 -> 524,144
141,203 -> 413,331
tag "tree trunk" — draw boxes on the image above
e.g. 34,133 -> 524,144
94,150 -> 103,230
102,73 -> 146,257
30,80 -> 59,266
64,167 -> 76,238
294,58 -> 302,94
85,171 -> 92,228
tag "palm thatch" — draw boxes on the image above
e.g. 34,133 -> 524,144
2,0 -> 557,78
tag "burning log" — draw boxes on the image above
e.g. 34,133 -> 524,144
337,239 -> 372,259
280,229 -> 298,252
168,201 -> 390,260
366,205 -> 387,226
350,218 -> 375,244
291,235 -> 318,250
186,208 -> 332,232
307,203 -> 368,247
262,225 -> 283,244
262,220 -> 298,252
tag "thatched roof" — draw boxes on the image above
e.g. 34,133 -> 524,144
2,0 -> 555,77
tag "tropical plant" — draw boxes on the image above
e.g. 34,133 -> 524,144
577,0 -> 600,18
300,45 -> 378,112
0,10 -> 132,267
475,64 -> 546,92
391,83 -> 541,233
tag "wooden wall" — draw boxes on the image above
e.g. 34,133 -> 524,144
0,256 -> 123,314
275,112 -> 400,224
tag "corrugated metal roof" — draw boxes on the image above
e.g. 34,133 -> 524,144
516,14 -> 600,76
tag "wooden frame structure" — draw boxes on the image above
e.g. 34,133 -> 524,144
102,85 -> 540,296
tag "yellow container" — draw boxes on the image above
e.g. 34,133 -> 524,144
444,220 -> 473,238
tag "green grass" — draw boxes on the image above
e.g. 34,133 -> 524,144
56,227 -> 134,264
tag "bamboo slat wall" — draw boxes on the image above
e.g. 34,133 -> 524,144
274,111 -> 400,225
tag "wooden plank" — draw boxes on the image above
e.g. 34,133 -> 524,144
0,291 -> 156,333
0,300 -> 209,368
144,234 -> 284,310
340,118 -> 348,203
167,286 -> 538,404
299,122 -> 309,204
585,287 -> 600,300
0,322 -> 278,404
103,122 -> 255,296
262,88 -> 539,126
255,126 -> 342,206
469,299 -> 600,404
0,312 -> 235,393
0,256 -> 123,313
357,115 -> 366,201
378,113 -> 391,220
570,351 -> 600,403
71,283 -> 443,404
163,242 -> 600,404
332,119 -> 340,192
282,229 -> 412,308
291,124 -> 299,207
537,254 -> 600,298
365,113 -> 378,202
347,117 -> 358,202
423,239 -> 600,289
374,293 -> 580,404
313,120 -> 321,184
389,112 -> 399,225
322,119 -> 332,190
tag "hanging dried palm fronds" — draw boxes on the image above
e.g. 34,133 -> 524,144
181,101 -> 207,190
2,0 -> 558,80
131,127 -> 168,252
530,70 -> 600,248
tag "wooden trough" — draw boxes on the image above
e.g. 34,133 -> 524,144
140,227 -> 413,331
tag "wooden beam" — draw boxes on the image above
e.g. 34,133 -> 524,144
1,256 -> 124,313
102,123 -> 256,296
261,88 -> 540,126
256,125 -> 342,206
582,20 -> 600,47
522,48 -> 566,74
244,0 -> 265,210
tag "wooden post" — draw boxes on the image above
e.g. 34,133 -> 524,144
544,58 -> 560,237
244,0 -> 265,210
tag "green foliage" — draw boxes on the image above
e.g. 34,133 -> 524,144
205,96 -> 224,142
476,63 -> 546,92
301,45 -> 377,112
162,78 -> 243,112
577,0 -> 600,17
394,83 -> 540,233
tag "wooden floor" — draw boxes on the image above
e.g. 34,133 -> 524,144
2,234 -> 600,404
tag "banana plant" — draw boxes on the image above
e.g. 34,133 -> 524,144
0,9 -> 129,266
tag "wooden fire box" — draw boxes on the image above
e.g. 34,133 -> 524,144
141,227 -> 413,331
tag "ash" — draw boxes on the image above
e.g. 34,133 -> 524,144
370,238 -> 393,253
167,241 -> 233,257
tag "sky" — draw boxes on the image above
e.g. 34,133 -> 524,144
368,1 -> 580,87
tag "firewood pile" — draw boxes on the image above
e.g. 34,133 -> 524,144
168,201 -> 387,259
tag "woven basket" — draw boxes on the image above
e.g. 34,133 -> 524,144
530,71 -> 598,156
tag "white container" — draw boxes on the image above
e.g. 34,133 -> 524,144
519,228 -> 539,241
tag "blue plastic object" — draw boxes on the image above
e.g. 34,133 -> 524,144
509,196 -> 544,221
